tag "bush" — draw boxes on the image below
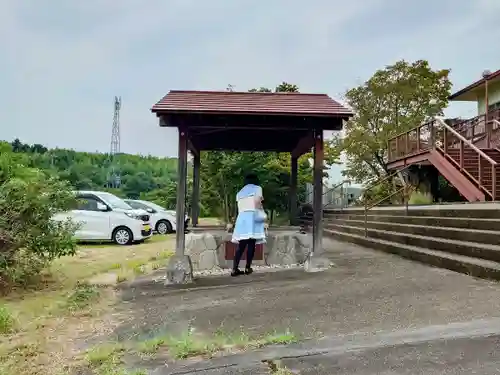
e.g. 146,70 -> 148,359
0,305 -> 15,333
0,143 -> 79,288
408,191 -> 433,205
1,249 -> 49,287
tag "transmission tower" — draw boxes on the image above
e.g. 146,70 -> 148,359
107,96 -> 121,188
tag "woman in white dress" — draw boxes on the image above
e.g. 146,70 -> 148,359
231,173 -> 267,276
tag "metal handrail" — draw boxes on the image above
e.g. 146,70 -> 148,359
364,185 -> 416,237
322,180 -> 351,208
362,164 -> 413,237
304,179 -> 351,207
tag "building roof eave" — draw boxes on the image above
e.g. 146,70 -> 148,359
449,69 -> 500,101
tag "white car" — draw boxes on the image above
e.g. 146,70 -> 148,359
124,199 -> 189,235
53,191 -> 153,245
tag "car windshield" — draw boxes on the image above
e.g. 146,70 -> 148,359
99,193 -> 133,210
142,201 -> 167,212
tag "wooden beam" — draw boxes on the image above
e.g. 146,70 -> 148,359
312,129 -> 324,255
291,132 -> 314,158
160,113 -> 345,131
159,115 -> 168,127
188,139 -> 199,158
175,127 -> 188,256
191,153 -> 200,227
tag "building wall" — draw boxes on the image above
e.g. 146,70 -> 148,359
477,81 -> 500,115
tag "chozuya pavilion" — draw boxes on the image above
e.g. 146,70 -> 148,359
151,90 -> 352,284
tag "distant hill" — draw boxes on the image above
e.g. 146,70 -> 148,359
6,138 -> 179,206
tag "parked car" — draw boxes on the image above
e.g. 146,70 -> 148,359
53,191 -> 153,245
124,199 -> 190,235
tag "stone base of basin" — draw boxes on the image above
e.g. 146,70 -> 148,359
184,229 -> 312,271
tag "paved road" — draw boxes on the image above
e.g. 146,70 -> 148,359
115,238 -> 500,374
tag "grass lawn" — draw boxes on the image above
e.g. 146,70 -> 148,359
0,235 -> 175,375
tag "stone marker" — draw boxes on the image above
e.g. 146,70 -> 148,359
165,255 -> 194,284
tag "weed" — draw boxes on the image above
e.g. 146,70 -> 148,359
264,359 -> 294,374
116,273 -> 129,283
167,333 -> 214,359
65,282 -> 100,311
132,265 -> 146,275
148,250 -> 172,263
134,328 -> 298,359
157,250 -> 173,260
0,305 -> 15,333
409,191 -> 433,205
86,343 -> 149,375
124,259 -> 145,270
137,336 -> 166,354
85,342 -> 125,367
257,330 -> 297,346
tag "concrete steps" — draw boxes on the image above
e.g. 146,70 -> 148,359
326,219 -> 500,247
327,228 -> 500,280
317,206 -> 500,281
325,214 -> 500,231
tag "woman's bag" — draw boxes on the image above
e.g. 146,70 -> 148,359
255,209 -> 267,223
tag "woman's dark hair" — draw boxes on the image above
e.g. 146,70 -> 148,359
244,173 -> 259,186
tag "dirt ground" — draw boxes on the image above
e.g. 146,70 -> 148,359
0,235 -> 176,375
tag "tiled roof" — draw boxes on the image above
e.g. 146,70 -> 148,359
151,90 -> 352,116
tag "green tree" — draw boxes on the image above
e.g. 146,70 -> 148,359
6,139 -> 178,201
338,59 -> 452,184
0,142 -> 79,287
140,180 -> 178,209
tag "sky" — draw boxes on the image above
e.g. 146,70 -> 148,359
1,0 -> 499,182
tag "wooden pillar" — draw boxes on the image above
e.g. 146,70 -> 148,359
175,127 -> 188,256
312,129 -> 324,255
289,155 -> 298,225
191,152 -> 200,227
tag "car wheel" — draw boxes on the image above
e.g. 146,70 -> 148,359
156,220 -> 172,235
112,227 -> 133,245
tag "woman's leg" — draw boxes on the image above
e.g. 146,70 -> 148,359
233,239 -> 248,272
245,239 -> 257,272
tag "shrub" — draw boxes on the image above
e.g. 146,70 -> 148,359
0,305 -> 15,333
408,191 -> 433,205
0,143 -> 79,288
65,282 -> 101,311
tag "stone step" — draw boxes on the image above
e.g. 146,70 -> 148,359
324,206 -> 500,219
325,229 -> 500,281
324,214 -> 500,231
327,223 -> 500,263
325,219 -> 500,246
